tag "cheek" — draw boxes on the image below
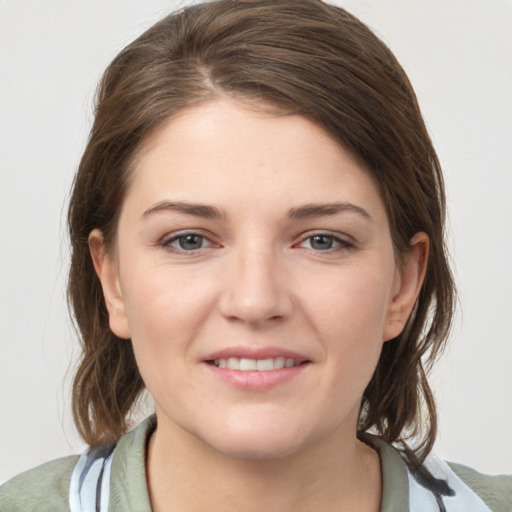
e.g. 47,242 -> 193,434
118,263 -> 216,386
299,263 -> 394,394
301,263 -> 395,341
122,271 -> 213,406
120,255 -> 218,333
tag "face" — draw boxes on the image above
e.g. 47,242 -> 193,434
92,99 -> 425,459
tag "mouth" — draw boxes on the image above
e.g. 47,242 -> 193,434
203,348 -> 312,390
207,357 -> 308,371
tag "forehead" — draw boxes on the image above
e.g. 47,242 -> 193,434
124,98 -> 386,221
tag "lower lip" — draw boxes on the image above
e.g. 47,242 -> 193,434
204,363 -> 310,391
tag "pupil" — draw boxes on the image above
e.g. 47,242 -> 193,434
311,235 -> 332,250
179,234 -> 203,250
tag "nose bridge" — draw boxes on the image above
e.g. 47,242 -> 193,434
220,238 -> 292,325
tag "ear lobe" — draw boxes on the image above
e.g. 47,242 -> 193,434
89,229 -> 131,339
383,232 -> 429,342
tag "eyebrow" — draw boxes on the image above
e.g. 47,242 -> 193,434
141,201 -> 224,220
288,202 -> 371,220
141,200 -> 371,221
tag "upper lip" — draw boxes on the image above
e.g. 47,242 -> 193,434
204,346 -> 310,363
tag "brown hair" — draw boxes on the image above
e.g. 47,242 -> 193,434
68,0 -> 455,461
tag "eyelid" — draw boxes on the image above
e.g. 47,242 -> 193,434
157,229 -> 354,254
159,229 -> 219,253
295,230 -> 355,251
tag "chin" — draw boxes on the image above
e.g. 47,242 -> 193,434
195,412 -> 314,460
208,430 -> 306,460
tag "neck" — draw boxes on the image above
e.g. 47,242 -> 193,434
146,415 -> 381,512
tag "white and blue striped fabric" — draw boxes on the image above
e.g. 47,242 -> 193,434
69,444 -> 116,512
406,454 -> 492,512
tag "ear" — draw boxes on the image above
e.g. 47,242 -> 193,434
89,229 -> 131,339
383,232 -> 429,342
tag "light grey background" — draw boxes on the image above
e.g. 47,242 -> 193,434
1,0 -> 511,484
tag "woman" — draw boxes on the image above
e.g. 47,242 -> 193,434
1,1 -> 510,511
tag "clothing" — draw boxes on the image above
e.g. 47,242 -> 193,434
1,416 -> 511,512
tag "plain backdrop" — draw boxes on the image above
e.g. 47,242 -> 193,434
1,0 -> 511,484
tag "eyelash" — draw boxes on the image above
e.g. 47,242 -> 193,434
159,231 -> 354,254
160,231 -> 214,253
296,232 -> 354,253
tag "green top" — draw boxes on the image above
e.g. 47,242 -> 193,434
1,416 -> 511,511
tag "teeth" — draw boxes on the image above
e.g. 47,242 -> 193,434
240,358 -> 257,371
274,357 -> 285,369
227,357 -> 239,370
213,357 -> 299,371
256,358 -> 273,371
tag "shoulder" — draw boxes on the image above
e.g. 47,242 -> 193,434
448,461 -> 512,512
365,434 -> 512,512
0,455 -> 78,512
0,417 -> 155,512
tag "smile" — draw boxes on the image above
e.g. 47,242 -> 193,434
203,348 -> 311,389
209,357 -> 300,371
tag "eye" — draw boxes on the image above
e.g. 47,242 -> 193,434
162,232 -> 213,252
298,233 -> 352,252
308,234 -> 335,250
177,234 -> 206,250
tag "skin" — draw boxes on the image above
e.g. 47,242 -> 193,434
90,98 -> 428,512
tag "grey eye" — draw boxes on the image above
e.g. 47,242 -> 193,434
178,234 -> 205,250
309,235 -> 334,250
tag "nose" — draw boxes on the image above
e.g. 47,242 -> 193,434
218,245 -> 294,326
